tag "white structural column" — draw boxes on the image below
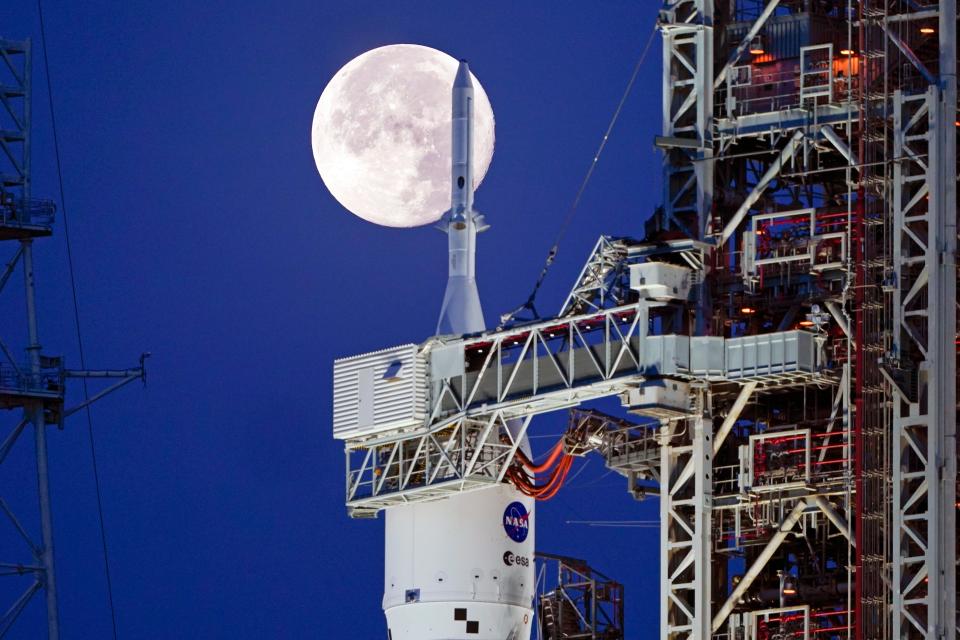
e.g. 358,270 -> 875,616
659,0 -> 714,242
891,54 -> 957,639
934,6 -> 958,637
658,5 -> 714,637
659,391 -> 712,640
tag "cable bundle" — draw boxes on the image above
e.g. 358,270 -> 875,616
506,438 -> 574,501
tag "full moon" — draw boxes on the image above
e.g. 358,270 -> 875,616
311,44 -> 496,228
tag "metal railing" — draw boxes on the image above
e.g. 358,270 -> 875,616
0,363 -> 62,397
536,552 -> 624,640
0,197 -> 56,229
721,61 -> 860,118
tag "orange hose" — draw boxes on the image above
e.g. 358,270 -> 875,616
531,456 -> 573,501
507,454 -> 574,501
516,439 -> 566,473
505,433 -> 578,501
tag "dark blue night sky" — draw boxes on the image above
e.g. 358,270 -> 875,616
1,2 -> 665,637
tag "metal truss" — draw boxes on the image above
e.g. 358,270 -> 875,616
427,309 -> 824,425
559,236 -> 709,320
0,39 -> 53,240
559,236 -> 631,318
344,303 -> 656,515
568,408 -> 662,492
535,552 -> 624,640
429,303 -> 655,422
0,38 -> 146,640
659,0 -> 714,242
659,398 -> 712,640
341,292 -> 827,516
0,39 -> 30,209
713,490 -> 856,635
345,412 -> 532,517
0,357 -> 146,637
891,81 -> 958,640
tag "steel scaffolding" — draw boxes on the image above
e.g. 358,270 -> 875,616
332,3 -> 958,639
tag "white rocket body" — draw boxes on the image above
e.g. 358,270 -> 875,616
383,60 -> 535,640
384,486 -> 535,639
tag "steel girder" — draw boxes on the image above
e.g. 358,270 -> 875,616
660,400 -> 712,640
891,77 -> 958,640
658,4 -> 714,638
660,0 -> 714,242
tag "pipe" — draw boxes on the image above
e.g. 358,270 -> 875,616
672,381 -> 756,493
711,381 -> 757,458
712,499 -> 809,633
515,439 -> 565,474
881,25 -> 937,86
0,417 -> 29,465
22,239 -> 61,639
824,300 -> 852,342
721,131 -> 804,243
810,495 -> 855,546
0,245 -> 23,296
853,185 -> 865,640
819,125 -> 860,168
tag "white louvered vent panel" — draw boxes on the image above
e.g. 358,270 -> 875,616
332,344 -> 427,440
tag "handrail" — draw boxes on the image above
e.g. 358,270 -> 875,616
0,198 -> 56,228
0,363 -> 62,396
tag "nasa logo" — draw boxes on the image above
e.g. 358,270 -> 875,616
503,551 -> 514,566
502,501 -> 530,543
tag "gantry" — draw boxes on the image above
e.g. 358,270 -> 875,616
332,2 -> 959,639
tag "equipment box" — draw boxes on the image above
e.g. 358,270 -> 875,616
629,262 -> 692,301
725,331 -> 816,379
333,344 -> 427,440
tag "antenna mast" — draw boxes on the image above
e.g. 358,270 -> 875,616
0,38 -> 146,639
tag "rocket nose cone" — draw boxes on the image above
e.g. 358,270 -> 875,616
453,60 -> 473,89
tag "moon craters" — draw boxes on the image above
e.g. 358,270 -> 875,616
312,44 -> 495,228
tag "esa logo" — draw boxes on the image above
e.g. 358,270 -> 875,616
503,502 -> 530,543
503,551 -> 530,567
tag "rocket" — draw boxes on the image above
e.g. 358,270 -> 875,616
383,60 -> 536,640
437,60 -> 487,336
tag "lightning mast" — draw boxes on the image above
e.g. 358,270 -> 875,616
0,38 -> 145,638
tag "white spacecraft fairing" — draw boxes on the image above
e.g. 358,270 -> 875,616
383,60 -> 535,640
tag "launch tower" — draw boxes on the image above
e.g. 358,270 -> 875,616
332,2 -> 959,639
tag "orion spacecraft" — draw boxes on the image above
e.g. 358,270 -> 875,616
380,61 -> 535,639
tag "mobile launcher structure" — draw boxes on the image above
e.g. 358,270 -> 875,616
332,2 -> 959,640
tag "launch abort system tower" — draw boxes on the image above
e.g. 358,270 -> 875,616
332,2 -> 959,639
